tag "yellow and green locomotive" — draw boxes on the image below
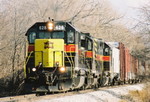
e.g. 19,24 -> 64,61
24,19 -> 112,94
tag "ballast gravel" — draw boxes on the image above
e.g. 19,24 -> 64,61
35,84 -> 144,102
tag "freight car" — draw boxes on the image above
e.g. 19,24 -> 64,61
107,42 -> 140,84
24,19 -> 142,94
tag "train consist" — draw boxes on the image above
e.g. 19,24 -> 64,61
24,20 -> 142,94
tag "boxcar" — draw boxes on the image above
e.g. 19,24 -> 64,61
106,42 -> 120,85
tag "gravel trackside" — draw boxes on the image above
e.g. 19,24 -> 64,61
34,84 -> 144,102
0,84 -> 144,102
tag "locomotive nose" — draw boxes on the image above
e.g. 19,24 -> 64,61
34,39 -> 64,68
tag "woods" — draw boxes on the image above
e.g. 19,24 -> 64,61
0,0 -> 149,96
133,3 -> 150,60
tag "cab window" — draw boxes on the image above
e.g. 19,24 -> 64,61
81,34 -> 86,48
29,32 -> 36,43
52,32 -> 64,39
87,40 -> 92,50
38,32 -> 51,39
98,42 -> 103,54
38,32 -> 64,39
67,31 -> 74,43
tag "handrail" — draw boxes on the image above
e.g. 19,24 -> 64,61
25,51 -> 34,65
70,51 -> 75,69
64,52 -> 74,77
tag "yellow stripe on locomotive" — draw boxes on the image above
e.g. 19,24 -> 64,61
35,39 -> 64,68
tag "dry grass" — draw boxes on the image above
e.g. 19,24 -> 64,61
120,100 -> 127,102
128,82 -> 150,102
129,90 -> 149,102
120,78 -> 150,102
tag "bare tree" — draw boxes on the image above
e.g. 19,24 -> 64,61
133,2 -> 150,60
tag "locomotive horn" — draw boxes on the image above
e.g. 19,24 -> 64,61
48,17 -> 54,22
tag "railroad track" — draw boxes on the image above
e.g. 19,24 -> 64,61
0,84 -> 135,102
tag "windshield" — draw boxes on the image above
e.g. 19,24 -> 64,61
28,31 -> 64,43
52,32 -> 64,38
38,31 -> 64,39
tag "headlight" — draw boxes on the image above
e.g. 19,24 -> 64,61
56,62 -> 59,66
59,67 -> 66,73
47,22 -> 54,31
32,68 -> 36,72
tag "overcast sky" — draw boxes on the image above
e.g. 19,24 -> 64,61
108,0 -> 149,18
0,0 -> 149,21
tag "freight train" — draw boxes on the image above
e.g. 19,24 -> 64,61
24,19 -> 141,94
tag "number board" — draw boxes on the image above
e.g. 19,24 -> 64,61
38,25 -> 47,31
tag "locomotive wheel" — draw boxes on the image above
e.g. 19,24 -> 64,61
100,76 -> 110,86
36,92 -> 47,96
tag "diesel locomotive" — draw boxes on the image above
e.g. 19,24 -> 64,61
24,19 -> 140,94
